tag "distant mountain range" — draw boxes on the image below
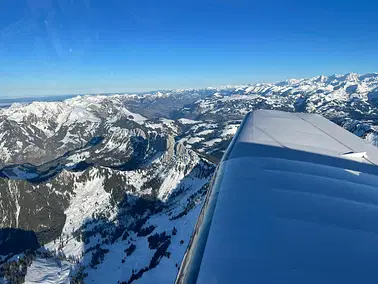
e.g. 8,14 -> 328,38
1,72 -> 378,283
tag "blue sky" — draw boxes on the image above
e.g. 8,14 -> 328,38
0,0 -> 377,98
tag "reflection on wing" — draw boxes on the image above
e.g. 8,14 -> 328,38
176,110 -> 378,284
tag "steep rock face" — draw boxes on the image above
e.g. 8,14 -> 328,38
0,174 -> 70,243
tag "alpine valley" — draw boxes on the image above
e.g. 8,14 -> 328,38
1,72 -> 378,283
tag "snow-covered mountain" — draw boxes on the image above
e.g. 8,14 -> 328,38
0,96 -> 214,283
126,72 -> 378,161
1,72 -> 378,283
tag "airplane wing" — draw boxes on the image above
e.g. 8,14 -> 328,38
176,109 -> 378,284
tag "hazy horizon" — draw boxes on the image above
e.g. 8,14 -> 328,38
1,70 -> 377,100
